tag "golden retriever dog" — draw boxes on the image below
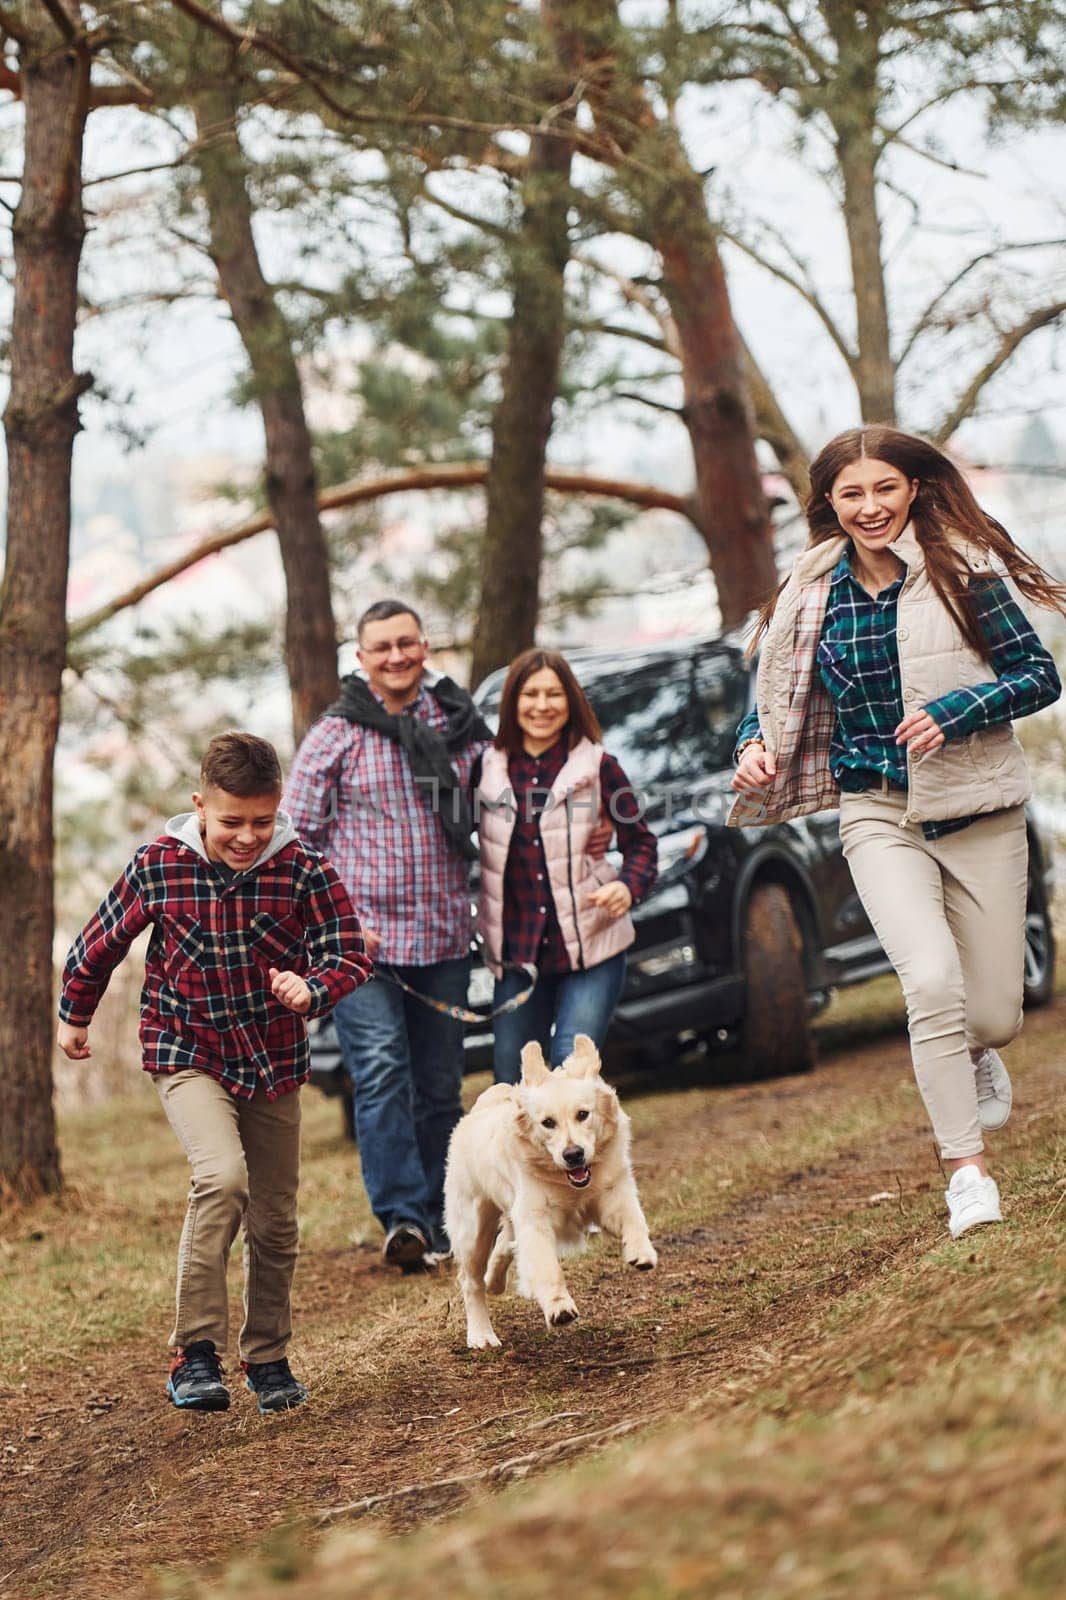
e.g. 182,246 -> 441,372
444,1033 -> 657,1349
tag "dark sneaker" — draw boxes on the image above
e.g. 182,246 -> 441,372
243,1356 -> 309,1414
167,1340 -> 230,1411
383,1220 -> 429,1267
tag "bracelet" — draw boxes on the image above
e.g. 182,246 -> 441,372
735,737 -> 765,761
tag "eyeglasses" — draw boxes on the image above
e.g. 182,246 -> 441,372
360,637 -> 424,658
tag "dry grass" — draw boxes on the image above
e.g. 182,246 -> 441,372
2,976 -> 1064,1600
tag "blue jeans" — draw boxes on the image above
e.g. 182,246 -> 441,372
492,952 -> 628,1085
332,957 -> 469,1250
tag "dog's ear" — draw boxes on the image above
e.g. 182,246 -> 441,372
565,1034 -> 602,1079
520,1041 -> 550,1086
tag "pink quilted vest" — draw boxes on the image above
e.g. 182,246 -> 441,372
477,739 -> 635,978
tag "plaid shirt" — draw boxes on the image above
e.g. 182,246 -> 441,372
283,681 -> 487,965
735,557 -> 1061,838
502,743 -> 658,973
59,830 -> 370,1099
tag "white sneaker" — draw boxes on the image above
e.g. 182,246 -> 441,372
972,1048 -> 1012,1131
945,1165 -> 1002,1239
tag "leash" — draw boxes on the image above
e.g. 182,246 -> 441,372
377,959 -> 537,1023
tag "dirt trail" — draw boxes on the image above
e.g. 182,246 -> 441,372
2,1000 -> 1063,1600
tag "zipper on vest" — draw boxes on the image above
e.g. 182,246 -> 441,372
565,806 -> 586,971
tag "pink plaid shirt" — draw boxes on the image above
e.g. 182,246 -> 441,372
284,681 -> 487,965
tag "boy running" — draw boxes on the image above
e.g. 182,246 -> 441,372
57,732 -> 371,1414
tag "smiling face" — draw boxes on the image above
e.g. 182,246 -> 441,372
516,666 -> 571,755
193,785 -> 279,871
357,611 -> 429,711
827,455 -> 918,557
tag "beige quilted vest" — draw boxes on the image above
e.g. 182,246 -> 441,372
728,524 -> 1032,829
477,739 -> 635,977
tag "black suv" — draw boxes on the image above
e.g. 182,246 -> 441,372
309,636 -> 1056,1113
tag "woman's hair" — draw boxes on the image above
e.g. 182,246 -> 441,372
494,648 -> 603,755
750,425 -> 1066,659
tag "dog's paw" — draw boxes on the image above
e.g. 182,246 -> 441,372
545,1296 -> 579,1328
467,1327 -> 502,1350
626,1243 -> 658,1271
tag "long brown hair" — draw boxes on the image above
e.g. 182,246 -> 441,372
495,648 -> 603,756
750,425 -> 1066,659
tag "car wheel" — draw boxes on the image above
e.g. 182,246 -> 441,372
1023,872 -> 1055,1009
739,882 -> 815,1078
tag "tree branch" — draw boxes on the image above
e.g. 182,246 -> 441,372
37,0 -> 77,41
933,300 -> 1066,444
0,5 -> 30,45
718,226 -> 857,375
69,464 -> 700,639
900,239 -> 1066,367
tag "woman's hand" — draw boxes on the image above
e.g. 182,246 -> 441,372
270,967 -> 313,1014
894,708 -> 945,756
731,742 -> 777,794
587,882 -> 633,920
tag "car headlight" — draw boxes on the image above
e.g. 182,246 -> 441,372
656,824 -> 708,879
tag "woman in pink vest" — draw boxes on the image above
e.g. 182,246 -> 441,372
477,649 -> 658,1085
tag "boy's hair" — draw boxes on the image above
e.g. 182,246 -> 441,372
200,732 -> 283,798
357,597 -> 423,639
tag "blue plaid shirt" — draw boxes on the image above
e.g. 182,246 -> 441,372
736,553 -> 1060,838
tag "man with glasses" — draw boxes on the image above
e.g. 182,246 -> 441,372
284,600 -> 490,1271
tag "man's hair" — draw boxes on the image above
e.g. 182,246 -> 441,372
357,598 -> 423,639
200,731 -> 283,798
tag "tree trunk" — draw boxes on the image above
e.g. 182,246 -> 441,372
0,3 -> 92,1198
469,81 -> 573,687
653,167 -> 778,625
193,83 -> 338,742
823,2 -> 896,425
837,132 -> 896,426
550,1 -> 777,628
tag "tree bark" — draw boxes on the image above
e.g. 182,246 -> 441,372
823,2 -> 896,425
193,81 -> 338,742
469,36 -> 573,687
654,166 -> 779,624
0,2 -> 92,1197
550,1 -> 777,629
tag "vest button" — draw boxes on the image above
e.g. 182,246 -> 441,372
897,628 -> 909,641
904,689 -> 917,702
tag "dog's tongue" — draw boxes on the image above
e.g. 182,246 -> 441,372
568,1166 -> 590,1184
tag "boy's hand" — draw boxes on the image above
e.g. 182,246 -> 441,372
269,968 -> 312,1015
362,924 -> 382,960
57,1021 -> 92,1060
587,881 -> 633,919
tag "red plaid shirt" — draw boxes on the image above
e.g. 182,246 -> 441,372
59,826 -> 370,1099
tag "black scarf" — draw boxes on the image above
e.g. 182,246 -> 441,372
326,674 -> 491,862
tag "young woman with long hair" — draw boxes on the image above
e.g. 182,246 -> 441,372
730,425 -> 1064,1240
477,649 -> 658,1085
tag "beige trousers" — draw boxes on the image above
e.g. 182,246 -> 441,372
154,1070 -> 302,1362
838,793 -> 1028,1159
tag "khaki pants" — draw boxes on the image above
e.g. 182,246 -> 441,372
839,793 -> 1028,1160
154,1070 -> 302,1362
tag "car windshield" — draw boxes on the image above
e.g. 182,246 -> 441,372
479,649 -> 749,792
584,654 -> 748,789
